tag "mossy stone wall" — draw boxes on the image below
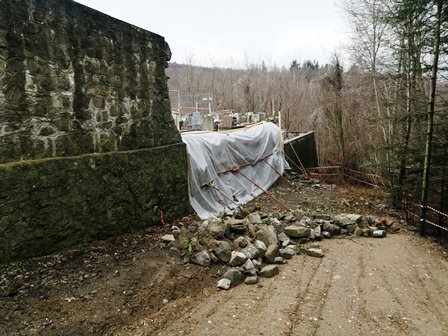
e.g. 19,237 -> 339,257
0,0 -> 190,262
0,143 -> 190,262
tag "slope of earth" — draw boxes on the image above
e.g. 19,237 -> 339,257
1,177 -> 448,336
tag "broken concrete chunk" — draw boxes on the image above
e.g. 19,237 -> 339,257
306,248 -> 324,258
259,265 -> 279,278
284,225 -> 311,238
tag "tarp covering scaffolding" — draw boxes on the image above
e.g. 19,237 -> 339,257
181,122 -> 284,219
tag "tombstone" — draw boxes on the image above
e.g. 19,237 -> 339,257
202,115 -> 214,131
252,113 -> 260,123
191,111 -> 203,130
259,112 -> 266,121
220,115 -> 233,129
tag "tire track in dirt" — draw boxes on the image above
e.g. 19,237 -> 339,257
283,253 -> 337,336
117,232 -> 448,336
147,258 -> 313,336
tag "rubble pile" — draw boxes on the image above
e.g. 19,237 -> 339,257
161,210 -> 401,290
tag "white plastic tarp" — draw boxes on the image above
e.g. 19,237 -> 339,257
181,122 -> 284,219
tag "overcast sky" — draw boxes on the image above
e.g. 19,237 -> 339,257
74,0 -> 349,68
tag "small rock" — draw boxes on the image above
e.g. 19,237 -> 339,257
280,246 -> 297,259
217,278 -> 232,290
314,225 -> 322,239
221,268 -> 245,286
241,259 -> 257,275
373,230 -> 387,238
203,216 -> 228,238
322,231 -> 331,239
278,232 -> 292,247
313,213 -> 332,221
248,212 -> 263,224
234,236 -> 249,248
346,224 -> 356,234
264,244 -> 279,263
334,214 -> 362,227
162,298 -> 169,304
306,248 -> 324,258
369,226 -> 379,236
191,250 -> 211,266
161,234 -> 176,244
244,276 -> 259,284
241,243 -> 261,259
256,225 -> 279,246
386,221 -> 400,233
284,226 -> 311,238
274,256 -> 287,264
283,212 -> 295,222
252,258 -> 263,269
229,251 -> 248,267
259,265 -> 279,278
253,240 -> 267,257
354,227 -> 364,236
210,240 -> 232,263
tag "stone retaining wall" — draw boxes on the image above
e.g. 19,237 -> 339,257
0,0 -> 190,262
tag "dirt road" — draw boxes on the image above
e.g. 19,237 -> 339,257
2,180 -> 448,336
129,232 -> 448,336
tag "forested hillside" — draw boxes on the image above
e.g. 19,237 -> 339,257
167,0 -> 448,232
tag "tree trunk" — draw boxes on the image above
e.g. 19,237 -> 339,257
419,0 -> 443,236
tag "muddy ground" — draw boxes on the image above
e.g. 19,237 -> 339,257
1,177 -> 448,335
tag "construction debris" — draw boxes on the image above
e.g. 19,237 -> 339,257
161,208 -> 402,290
